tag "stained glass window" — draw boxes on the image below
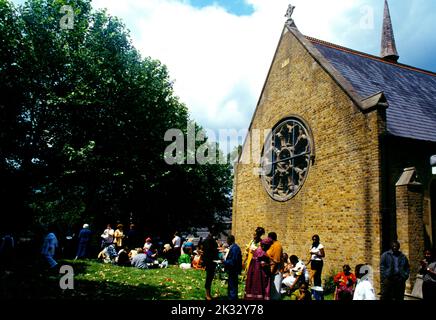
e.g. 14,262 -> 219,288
260,117 -> 313,202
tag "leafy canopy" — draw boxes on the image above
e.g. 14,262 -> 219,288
0,0 -> 232,237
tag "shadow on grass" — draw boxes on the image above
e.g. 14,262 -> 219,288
59,279 -> 182,300
0,259 -> 182,300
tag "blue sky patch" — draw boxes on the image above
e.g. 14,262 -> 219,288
189,0 -> 254,16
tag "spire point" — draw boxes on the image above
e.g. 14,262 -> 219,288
381,0 -> 399,62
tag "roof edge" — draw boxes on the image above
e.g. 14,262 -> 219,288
237,24 -> 374,163
361,91 -> 389,113
307,36 -> 436,78
286,25 -> 367,112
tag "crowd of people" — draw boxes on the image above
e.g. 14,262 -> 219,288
242,228 -> 320,301
2,223 -> 436,301
239,229 -> 436,301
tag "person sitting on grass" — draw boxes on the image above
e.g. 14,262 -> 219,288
192,247 -> 205,270
179,247 -> 192,270
145,245 -> 159,268
98,243 -> 118,264
143,237 -> 153,251
297,283 -> 312,301
281,253 -> 291,277
116,246 -> 131,267
129,248 -> 140,260
282,255 -> 309,297
131,248 -> 148,269
182,238 -> 195,256
162,243 -> 173,262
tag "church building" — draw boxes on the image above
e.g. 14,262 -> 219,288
232,1 -> 436,293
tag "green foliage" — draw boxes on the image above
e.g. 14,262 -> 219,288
323,269 -> 339,295
0,0 -> 232,235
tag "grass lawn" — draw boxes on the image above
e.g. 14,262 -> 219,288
1,259 -> 243,300
1,259 -> 334,300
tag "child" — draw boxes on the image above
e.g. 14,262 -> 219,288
297,283 -> 312,301
192,249 -> 204,270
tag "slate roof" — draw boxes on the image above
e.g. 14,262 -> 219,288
308,37 -> 436,143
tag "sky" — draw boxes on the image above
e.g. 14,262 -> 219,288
11,0 -> 436,154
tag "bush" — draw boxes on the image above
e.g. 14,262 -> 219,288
323,270 -> 338,295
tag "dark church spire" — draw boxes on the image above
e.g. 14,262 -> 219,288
381,0 -> 399,62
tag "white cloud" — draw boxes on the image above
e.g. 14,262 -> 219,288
8,0 -> 436,155
90,0 -> 374,149
11,0 -> 435,149
86,0 -> 432,151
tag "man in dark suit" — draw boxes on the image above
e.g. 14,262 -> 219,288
224,235 -> 242,300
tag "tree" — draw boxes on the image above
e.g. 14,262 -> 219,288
0,0 -> 232,236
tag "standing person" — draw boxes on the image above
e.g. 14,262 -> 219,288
266,232 -> 283,300
172,231 -> 182,265
419,249 -> 433,275
100,224 -> 114,248
126,224 -> 141,249
224,235 -> 242,300
353,264 -> 376,300
242,227 -> 265,280
41,226 -> 59,270
0,231 -> 15,271
380,240 -> 410,301
333,264 -> 357,301
202,232 -> 219,300
245,238 -> 272,300
113,224 -> 125,250
309,234 -> 325,300
422,249 -> 436,301
75,224 -> 92,260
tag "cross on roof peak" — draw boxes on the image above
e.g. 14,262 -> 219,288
285,4 -> 296,27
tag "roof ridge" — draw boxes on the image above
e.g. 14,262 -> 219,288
305,36 -> 436,78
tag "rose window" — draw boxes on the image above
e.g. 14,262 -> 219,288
260,117 -> 313,201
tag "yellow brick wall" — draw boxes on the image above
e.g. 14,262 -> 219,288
233,27 -> 383,290
396,183 -> 424,293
